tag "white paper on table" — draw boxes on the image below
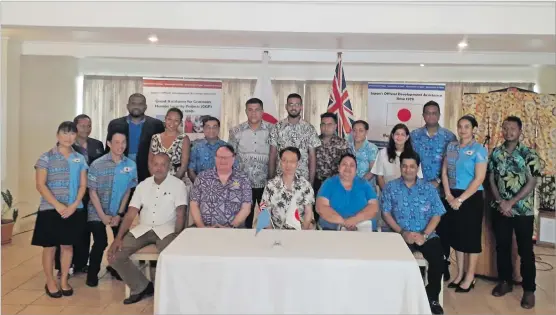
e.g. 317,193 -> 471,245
340,220 -> 373,232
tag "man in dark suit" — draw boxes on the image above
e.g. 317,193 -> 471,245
106,93 -> 165,183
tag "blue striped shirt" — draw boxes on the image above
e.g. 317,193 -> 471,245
35,146 -> 88,211
87,153 -> 138,221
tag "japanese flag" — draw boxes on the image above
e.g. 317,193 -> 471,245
285,207 -> 302,230
386,103 -> 424,128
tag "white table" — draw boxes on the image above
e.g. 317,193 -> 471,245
154,229 -> 431,314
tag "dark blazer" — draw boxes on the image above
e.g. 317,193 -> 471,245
73,137 -> 105,166
106,116 -> 164,182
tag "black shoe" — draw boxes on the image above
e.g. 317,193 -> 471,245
86,274 -> 99,287
73,265 -> 88,274
447,273 -> 466,288
106,266 -> 122,281
429,300 -> 444,315
61,285 -> 73,296
455,280 -> 476,293
521,291 -> 535,309
44,284 -> 62,298
123,282 -> 154,305
491,281 -> 513,297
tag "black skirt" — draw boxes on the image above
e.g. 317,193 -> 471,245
447,189 -> 484,254
31,209 -> 86,247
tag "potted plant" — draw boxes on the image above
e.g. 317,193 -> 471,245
1,190 -> 19,245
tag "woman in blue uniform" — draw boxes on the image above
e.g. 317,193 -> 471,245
32,121 -> 89,298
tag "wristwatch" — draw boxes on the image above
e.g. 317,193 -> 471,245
118,212 -> 125,217
457,198 -> 464,204
422,233 -> 429,240
435,178 -> 441,184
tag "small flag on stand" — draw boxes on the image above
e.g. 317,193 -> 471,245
255,202 -> 271,235
327,52 -> 355,138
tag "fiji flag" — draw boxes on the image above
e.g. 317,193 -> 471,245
255,202 -> 271,236
327,53 -> 355,138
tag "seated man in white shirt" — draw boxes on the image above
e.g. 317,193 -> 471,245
107,153 -> 187,305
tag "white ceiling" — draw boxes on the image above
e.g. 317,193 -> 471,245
3,27 -> 555,53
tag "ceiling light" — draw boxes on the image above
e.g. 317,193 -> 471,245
458,40 -> 468,49
148,34 -> 158,43
420,64 -> 425,67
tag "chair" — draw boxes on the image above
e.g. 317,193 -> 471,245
413,251 -> 444,306
124,244 -> 160,298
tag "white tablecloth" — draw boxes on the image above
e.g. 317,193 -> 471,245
155,229 -> 431,314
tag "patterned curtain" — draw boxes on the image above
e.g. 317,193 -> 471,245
462,89 -> 555,176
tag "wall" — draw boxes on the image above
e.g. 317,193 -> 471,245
16,55 -> 78,231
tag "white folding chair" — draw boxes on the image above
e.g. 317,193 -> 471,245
413,251 -> 444,306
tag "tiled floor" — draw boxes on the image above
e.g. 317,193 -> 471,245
2,229 -> 555,314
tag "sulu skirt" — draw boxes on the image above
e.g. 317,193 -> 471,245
447,189 -> 484,254
31,209 -> 86,247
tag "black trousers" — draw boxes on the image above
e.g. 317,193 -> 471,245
87,221 -> 120,277
408,237 -> 444,301
492,210 -> 536,292
245,188 -> 264,229
313,178 -> 325,223
436,200 -> 452,262
54,204 -> 90,271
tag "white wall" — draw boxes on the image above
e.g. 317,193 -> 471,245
80,58 -> 538,83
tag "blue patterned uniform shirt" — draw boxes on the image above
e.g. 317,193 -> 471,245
410,126 -> 457,182
381,178 -> 446,238
35,146 -> 89,211
446,140 -> 488,190
87,154 -> 138,221
188,138 -> 238,174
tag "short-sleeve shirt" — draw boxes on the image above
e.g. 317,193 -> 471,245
446,140 -> 488,190
87,153 -> 138,221
410,126 -> 457,182
268,118 -> 321,180
381,178 -> 446,238
347,136 -> 379,184
371,148 -> 423,184
188,138 -> 237,174
190,168 -> 252,227
261,175 -> 315,229
128,175 -> 188,239
488,142 -> 542,216
315,135 -> 351,180
228,121 -> 271,189
317,175 -> 377,230
35,146 -> 89,211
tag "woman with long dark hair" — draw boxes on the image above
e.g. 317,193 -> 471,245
372,123 -> 423,190
32,121 -> 89,298
442,115 -> 488,293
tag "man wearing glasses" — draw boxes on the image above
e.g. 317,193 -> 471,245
268,93 -> 321,185
188,116 -> 237,182
314,112 -> 350,221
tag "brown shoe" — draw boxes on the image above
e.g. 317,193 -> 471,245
521,291 -> 535,309
492,281 -> 513,297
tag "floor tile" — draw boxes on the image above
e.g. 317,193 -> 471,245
2,289 -> 45,305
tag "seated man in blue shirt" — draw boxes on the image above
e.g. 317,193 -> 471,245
381,150 -> 446,315
316,153 -> 378,231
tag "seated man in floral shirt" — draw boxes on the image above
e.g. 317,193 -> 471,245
189,145 -> 252,228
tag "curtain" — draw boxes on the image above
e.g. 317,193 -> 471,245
83,76 -> 534,143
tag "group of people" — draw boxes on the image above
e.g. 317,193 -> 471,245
31,92 -> 541,314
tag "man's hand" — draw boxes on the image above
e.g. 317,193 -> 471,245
110,215 -> 121,227
414,234 -> 426,246
107,238 -> 123,264
343,217 -> 359,231
499,200 -> 514,217
101,215 -> 112,226
402,231 -> 416,244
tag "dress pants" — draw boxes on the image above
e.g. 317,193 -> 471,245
111,230 -> 177,295
55,204 -> 90,271
87,221 -> 119,277
492,210 -> 536,291
408,237 -> 444,301
245,188 -> 264,229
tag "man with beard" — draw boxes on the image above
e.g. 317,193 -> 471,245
106,93 -> 165,183
268,93 -> 321,185
410,100 -> 456,280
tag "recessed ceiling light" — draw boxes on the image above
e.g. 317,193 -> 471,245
420,64 -> 425,67
148,34 -> 158,43
458,40 -> 468,49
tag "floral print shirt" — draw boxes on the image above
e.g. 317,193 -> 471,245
315,135 -> 351,180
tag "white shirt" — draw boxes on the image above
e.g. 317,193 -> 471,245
371,148 -> 423,184
129,175 -> 188,239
